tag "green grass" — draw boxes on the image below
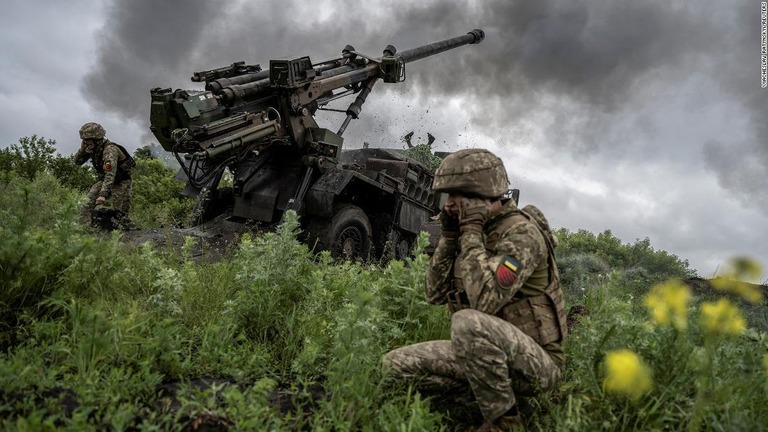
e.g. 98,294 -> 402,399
1,171 -> 766,431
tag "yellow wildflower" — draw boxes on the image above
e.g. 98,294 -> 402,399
603,349 -> 653,400
711,278 -> 764,305
711,257 -> 764,304
699,299 -> 746,336
643,279 -> 692,330
731,256 -> 763,279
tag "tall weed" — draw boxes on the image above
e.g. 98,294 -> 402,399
226,211 -> 315,371
0,173 -> 90,347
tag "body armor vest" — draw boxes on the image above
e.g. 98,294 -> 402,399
92,141 -> 135,182
449,208 -> 568,346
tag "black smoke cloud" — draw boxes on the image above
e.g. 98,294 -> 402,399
82,0 -> 222,123
80,0 -> 717,117
81,0 -> 714,129
82,0 -> 765,209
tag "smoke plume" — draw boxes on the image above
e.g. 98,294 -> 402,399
82,0 -> 767,209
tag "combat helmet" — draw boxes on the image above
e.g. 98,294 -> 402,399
79,122 -> 106,140
432,148 -> 509,198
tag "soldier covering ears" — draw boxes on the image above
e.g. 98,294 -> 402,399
383,148 -> 567,431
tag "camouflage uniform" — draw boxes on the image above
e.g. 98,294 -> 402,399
383,149 -> 567,424
74,122 -> 135,228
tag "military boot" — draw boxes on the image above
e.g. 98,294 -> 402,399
113,211 -> 137,231
474,413 -> 524,432
474,400 -> 533,432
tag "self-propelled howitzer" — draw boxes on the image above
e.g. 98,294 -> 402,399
149,30 -> 484,260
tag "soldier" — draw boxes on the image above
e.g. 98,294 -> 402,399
73,122 -> 136,230
382,149 -> 567,431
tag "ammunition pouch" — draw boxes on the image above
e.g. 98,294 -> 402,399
495,207 -> 567,345
497,282 -> 566,346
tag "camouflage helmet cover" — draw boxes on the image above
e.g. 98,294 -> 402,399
79,122 -> 106,140
431,148 -> 509,198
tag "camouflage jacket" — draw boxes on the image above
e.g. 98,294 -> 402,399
425,199 -> 565,366
74,140 -> 133,197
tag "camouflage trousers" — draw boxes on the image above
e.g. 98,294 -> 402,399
382,309 -> 561,421
80,179 -> 132,224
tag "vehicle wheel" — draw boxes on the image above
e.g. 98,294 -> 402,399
307,205 -> 372,260
389,229 -> 415,260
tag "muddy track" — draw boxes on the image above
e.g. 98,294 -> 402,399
119,215 -> 263,262
0,378 -> 326,431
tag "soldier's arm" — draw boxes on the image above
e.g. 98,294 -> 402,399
73,147 -> 90,165
457,221 -> 547,315
424,234 -> 458,304
98,145 -> 120,197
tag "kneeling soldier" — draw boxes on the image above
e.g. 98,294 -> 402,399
382,149 -> 567,431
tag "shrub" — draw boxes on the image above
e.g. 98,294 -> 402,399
401,143 -> 442,173
1,135 -> 95,190
130,158 -> 193,228
0,173 -> 89,348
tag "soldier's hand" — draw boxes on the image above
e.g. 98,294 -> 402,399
439,209 -> 459,233
81,140 -> 95,153
437,209 -> 460,241
458,197 -> 491,234
95,196 -> 106,205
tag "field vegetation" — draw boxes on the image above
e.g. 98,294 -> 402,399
1,136 -> 766,431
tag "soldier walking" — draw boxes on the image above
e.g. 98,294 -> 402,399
73,122 -> 136,230
382,149 -> 567,431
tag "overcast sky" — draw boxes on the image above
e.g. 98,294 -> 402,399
1,0 -> 766,279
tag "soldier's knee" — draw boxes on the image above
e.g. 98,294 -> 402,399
450,309 -> 483,339
451,309 -> 486,356
381,350 -> 408,380
381,350 -> 395,371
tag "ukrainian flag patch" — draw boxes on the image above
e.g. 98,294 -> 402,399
496,257 -> 521,288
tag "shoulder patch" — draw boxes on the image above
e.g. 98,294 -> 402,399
496,256 -> 522,288
104,162 -> 112,171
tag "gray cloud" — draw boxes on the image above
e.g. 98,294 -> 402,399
82,0 -> 222,125
81,1 -> 730,152
700,2 -> 768,210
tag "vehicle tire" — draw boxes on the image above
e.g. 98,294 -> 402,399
307,204 -> 372,260
389,229 -> 415,260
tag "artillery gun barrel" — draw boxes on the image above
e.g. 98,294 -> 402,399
315,29 -> 486,92
217,30 -> 483,106
396,29 -> 485,63
330,29 -> 484,134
